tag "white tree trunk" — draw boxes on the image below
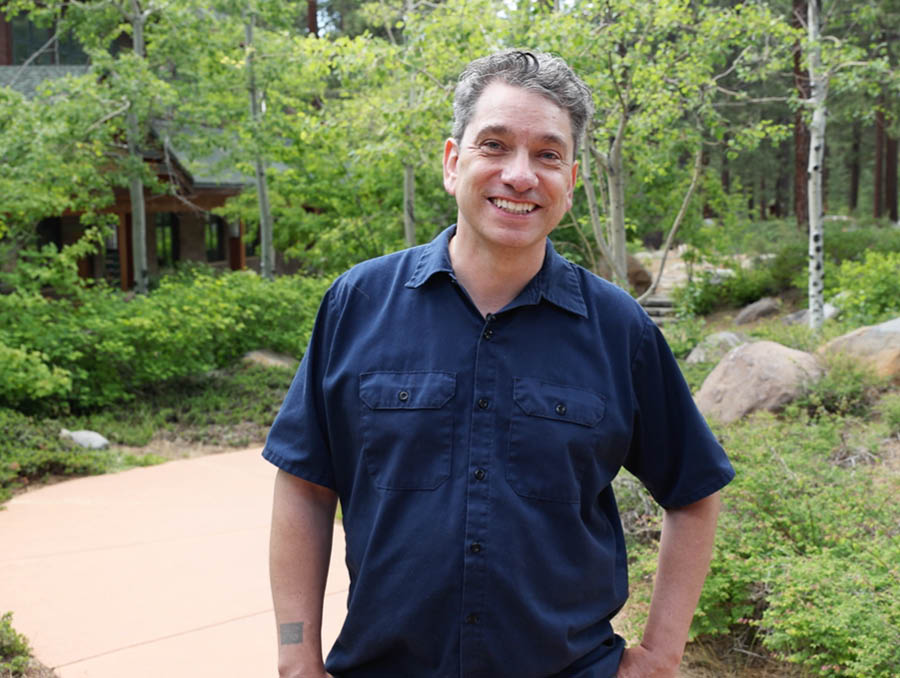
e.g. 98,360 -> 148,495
807,0 -> 827,331
403,163 -> 415,246
245,16 -> 275,280
128,3 -> 148,293
606,118 -> 628,288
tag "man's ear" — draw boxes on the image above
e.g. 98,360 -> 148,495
443,138 -> 459,195
566,160 -> 578,211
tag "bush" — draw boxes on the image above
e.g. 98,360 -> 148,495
833,251 -> 900,325
0,343 -> 71,408
0,612 -> 30,677
791,353 -> 886,419
0,268 -> 330,412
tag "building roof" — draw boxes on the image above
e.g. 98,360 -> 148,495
0,64 -> 89,97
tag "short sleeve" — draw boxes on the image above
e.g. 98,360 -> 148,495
262,285 -> 338,490
624,315 -> 735,508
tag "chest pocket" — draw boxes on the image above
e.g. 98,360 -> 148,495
359,371 -> 456,490
506,377 -> 606,503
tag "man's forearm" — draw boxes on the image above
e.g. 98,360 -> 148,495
618,491 -> 722,677
269,469 -> 338,678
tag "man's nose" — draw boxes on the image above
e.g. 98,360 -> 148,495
500,149 -> 539,193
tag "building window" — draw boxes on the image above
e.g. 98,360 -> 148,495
206,214 -> 226,262
11,16 -> 86,65
155,213 -> 180,269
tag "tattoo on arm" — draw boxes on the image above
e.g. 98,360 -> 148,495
279,622 -> 304,645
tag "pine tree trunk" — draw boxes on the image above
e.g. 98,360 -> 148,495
874,108 -> 885,219
307,0 -> 318,36
849,121 -> 861,211
887,132 -> 899,222
806,0 -> 826,332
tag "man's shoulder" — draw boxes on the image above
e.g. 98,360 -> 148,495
561,256 -> 650,327
328,243 -> 429,302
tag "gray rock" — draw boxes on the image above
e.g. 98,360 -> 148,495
734,297 -> 781,325
686,331 -> 750,364
242,349 -> 299,371
695,341 -> 824,423
782,303 -> 840,326
820,317 -> 900,383
60,428 -> 109,450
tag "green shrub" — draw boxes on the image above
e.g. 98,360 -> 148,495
0,269 -> 329,412
878,393 -> 900,435
0,612 -> 30,677
0,343 -> 72,408
791,353 -> 886,419
673,263 -> 779,315
833,251 -> 900,325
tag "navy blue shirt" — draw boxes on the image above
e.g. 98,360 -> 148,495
263,226 -> 734,678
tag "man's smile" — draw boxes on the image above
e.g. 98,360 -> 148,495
489,197 -> 538,214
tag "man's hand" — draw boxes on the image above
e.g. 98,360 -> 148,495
616,643 -> 680,678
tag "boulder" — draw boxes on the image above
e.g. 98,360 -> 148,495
695,341 -> 824,423
782,303 -> 839,326
685,331 -> 751,364
242,349 -> 299,371
820,317 -> 900,383
734,297 -> 781,325
60,429 -> 109,450
596,254 -> 652,295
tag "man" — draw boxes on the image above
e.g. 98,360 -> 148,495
265,50 -> 734,678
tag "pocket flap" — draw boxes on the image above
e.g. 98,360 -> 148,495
512,378 -> 606,427
360,371 -> 456,410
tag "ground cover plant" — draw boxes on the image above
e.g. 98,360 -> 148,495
0,612 -> 30,677
631,313 -> 900,678
0,361 -> 293,503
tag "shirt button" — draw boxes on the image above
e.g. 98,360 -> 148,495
482,328 -> 494,340
470,542 -> 482,554
398,390 -> 410,402
477,398 -> 490,410
465,613 -> 479,625
555,402 -> 567,415
474,468 -> 486,481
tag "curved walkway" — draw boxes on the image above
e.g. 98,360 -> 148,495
0,449 -> 349,678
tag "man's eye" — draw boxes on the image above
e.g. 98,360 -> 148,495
480,140 -> 503,151
540,151 -> 562,162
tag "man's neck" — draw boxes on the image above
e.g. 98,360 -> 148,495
448,227 -> 546,318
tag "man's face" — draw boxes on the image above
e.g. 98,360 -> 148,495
443,81 -> 578,256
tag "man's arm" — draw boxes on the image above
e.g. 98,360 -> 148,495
617,491 -> 722,678
269,469 -> 338,678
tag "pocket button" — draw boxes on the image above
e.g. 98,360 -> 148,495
555,402 -> 567,416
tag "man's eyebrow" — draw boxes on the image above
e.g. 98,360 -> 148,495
472,124 -> 568,150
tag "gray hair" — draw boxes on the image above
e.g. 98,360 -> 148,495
451,49 -> 594,158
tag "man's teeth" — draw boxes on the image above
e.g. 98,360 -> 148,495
491,198 -> 536,214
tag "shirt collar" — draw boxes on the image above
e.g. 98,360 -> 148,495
406,225 -> 588,319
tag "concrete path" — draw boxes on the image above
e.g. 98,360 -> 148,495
0,449 -> 349,677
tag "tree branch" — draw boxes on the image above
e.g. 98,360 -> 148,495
637,144 -> 704,304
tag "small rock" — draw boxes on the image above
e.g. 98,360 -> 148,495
734,297 -> 781,325
782,303 -> 840,326
686,331 -> 750,364
60,429 -> 109,450
242,349 -> 299,371
695,341 -> 824,423
820,317 -> 900,383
